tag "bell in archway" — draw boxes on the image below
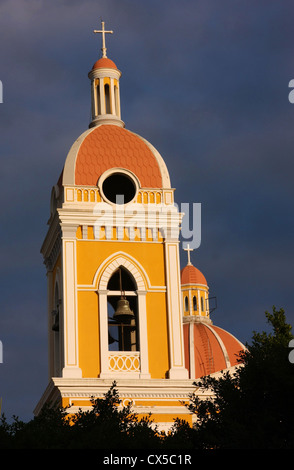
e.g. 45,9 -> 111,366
113,297 -> 135,323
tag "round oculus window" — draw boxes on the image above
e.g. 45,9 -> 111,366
101,172 -> 137,204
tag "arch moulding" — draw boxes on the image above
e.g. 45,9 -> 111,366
94,252 -> 149,292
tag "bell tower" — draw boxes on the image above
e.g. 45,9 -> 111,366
35,21 -> 247,430
36,22 -> 196,428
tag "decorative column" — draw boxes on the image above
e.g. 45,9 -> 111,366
137,290 -> 150,379
98,289 -> 109,378
164,239 -> 189,379
60,223 -> 82,378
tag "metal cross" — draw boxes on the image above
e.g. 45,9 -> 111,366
94,20 -> 113,58
184,244 -> 193,265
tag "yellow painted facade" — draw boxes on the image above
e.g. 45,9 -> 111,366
74,237 -> 170,379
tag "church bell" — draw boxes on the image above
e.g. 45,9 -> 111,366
113,297 -> 135,323
113,267 -> 135,323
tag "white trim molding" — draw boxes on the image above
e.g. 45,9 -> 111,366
164,241 -> 189,379
97,253 -> 150,379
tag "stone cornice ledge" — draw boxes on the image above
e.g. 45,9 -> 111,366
34,377 -> 203,416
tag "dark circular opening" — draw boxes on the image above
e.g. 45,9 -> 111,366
102,172 -> 137,204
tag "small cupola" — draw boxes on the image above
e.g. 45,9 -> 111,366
181,245 -> 212,322
88,21 -> 124,128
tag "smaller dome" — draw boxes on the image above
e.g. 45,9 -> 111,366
181,264 -> 207,286
92,57 -> 118,70
183,322 -> 245,379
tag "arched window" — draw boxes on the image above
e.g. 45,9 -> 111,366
193,295 -> 197,311
201,297 -> 204,312
95,80 -> 101,116
184,296 -> 189,312
105,83 -> 111,114
107,267 -> 139,352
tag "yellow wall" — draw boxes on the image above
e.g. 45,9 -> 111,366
78,290 -> 100,377
76,239 -> 166,286
76,239 -> 169,378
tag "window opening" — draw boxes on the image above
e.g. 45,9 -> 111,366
107,267 -> 139,352
105,83 -> 111,114
102,172 -> 137,204
193,295 -> 197,311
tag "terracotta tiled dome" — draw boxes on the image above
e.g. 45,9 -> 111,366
92,57 -> 118,70
74,125 -> 165,188
181,264 -> 207,286
183,322 -> 245,379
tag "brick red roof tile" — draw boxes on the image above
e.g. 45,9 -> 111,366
183,322 -> 245,379
75,125 -> 163,187
181,264 -> 207,286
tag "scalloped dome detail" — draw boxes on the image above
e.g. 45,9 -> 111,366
74,125 -> 165,188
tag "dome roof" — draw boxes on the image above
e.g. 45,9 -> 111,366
92,57 -> 118,70
62,124 -> 171,189
181,264 -> 207,286
183,322 -> 245,379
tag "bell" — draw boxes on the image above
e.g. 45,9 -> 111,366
113,298 -> 135,323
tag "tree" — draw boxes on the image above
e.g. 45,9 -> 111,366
0,381 -> 163,449
186,307 -> 294,449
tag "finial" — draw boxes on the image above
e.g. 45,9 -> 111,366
184,244 -> 193,266
93,20 -> 113,58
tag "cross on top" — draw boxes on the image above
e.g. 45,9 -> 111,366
184,244 -> 193,265
94,20 -> 113,58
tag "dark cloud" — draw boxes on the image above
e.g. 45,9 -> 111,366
0,0 -> 293,421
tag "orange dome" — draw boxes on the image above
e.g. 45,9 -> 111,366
74,125 -> 164,188
183,322 -> 245,379
92,57 -> 118,70
181,264 -> 207,286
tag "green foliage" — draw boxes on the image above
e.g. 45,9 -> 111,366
0,381 -> 164,449
186,307 -> 294,449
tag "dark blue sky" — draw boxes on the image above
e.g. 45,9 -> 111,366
0,0 -> 293,422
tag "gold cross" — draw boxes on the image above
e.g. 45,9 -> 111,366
184,244 -> 193,265
94,20 -> 113,58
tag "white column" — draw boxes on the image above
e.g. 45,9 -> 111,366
189,289 -> 192,316
98,289 -> 109,378
110,78 -> 116,115
61,224 -> 82,378
198,289 -> 201,317
91,79 -> 96,118
137,291 -> 150,379
99,78 -> 105,115
164,241 -> 189,379
189,321 -> 195,379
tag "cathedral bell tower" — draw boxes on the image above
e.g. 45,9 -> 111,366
35,22 -> 194,428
